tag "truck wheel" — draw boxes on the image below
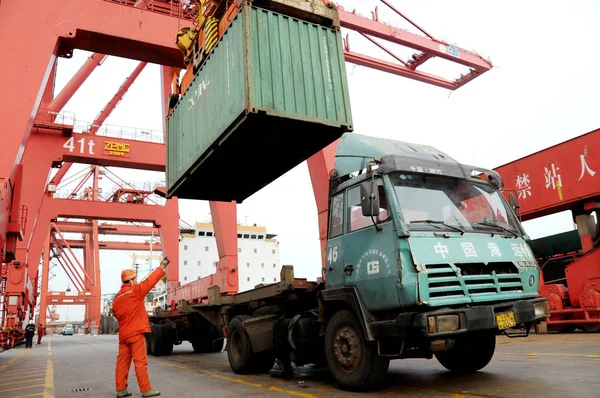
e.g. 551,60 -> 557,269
227,316 -> 275,374
160,340 -> 174,356
149,328 -> 173,356
324,309 -> 389,391
148,331 -> 159,356
435,331 -> 496,373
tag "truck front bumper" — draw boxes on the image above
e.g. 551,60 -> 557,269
370,298 -> 550,339
413,298 -> 550,338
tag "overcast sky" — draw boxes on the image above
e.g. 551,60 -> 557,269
46,0 -> 600,321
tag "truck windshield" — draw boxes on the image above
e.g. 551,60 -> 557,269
390,173 -> 521,236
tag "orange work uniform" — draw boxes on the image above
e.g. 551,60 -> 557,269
113,267 -> 165,393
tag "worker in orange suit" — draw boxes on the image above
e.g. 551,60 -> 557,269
113,257 -> 170,398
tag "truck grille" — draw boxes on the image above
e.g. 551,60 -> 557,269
426,262 -> 523,300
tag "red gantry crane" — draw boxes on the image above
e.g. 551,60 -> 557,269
0,0 -> 492,347
495,128 -> 600,332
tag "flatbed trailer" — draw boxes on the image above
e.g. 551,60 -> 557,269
148,266 -> 319,355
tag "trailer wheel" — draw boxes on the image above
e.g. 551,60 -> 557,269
435,331 -> 496,373
149,326 -> 174,356
227,316 -> 275,374
145,333 -> 151,354
324,309 -> 389,391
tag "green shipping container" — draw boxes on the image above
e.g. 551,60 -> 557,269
166,4 -> 353,202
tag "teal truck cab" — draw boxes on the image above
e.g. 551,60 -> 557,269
317,133 -> 550,387
148,133 -> 550,391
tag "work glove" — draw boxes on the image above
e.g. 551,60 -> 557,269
160,257 -> 170,270
160,257 -> 170,283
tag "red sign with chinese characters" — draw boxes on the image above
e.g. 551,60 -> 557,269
494,129 -> 600,221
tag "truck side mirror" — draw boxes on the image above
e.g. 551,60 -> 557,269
360,181 -> 380,217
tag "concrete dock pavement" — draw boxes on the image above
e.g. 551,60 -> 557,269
0,337 -> 53,397
0,333 -> 598,398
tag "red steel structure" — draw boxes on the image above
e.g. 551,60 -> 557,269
0,0 -> 492,342
0,12 -> 177,342
38,165 -> 179,333
495,128 -> 600,331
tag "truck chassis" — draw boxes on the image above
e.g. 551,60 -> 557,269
148,266 -> 547,390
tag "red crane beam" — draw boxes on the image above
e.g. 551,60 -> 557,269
90,62 -> 148,134
28,197 -> 180,283
46,53 -> 108,115
40,60 -> 58,110
54,221 -> 160,236
46,294 -> 94,305
495,128 -> 600,222
63,240 -> 163,251
338,7 -> 491,72
337,7 -> 491,90
34,130 -> 166,172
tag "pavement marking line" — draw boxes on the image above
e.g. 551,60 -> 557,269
495,359 -> 593,365
0,377 -> 46,387
9,366 -> 47,371
0,364 -> 46,375
0,349 -> 28,372
5,366 -> 48,372
0,369 -> 49,377
498,352 -> 600,358
152,359 -> 317,398
0,384 -> 46,393
210,373 -> 318,398
42,359 -> 54,398
383,386 -> 501,398
0,371 -> 48,382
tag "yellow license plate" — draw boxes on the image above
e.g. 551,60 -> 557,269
496,312 -> 516,330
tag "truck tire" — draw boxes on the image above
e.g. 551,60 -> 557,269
435,331 -> 496,373
149,327 -> 174,356
324,309 -> 389,391
227,315 -> 275,374
145,333 -> 151,354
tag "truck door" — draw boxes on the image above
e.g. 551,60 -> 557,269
325,192 -> 345,286
337,182 -> 401,312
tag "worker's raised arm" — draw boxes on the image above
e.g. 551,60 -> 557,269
135,266 -> 166,298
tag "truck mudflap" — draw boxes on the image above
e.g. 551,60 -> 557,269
412,298 -> 550,338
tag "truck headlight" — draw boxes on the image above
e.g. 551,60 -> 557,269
427,314 -> 460,334
534,301 -> 550,318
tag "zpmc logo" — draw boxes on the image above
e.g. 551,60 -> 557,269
103,141 -> 130,157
